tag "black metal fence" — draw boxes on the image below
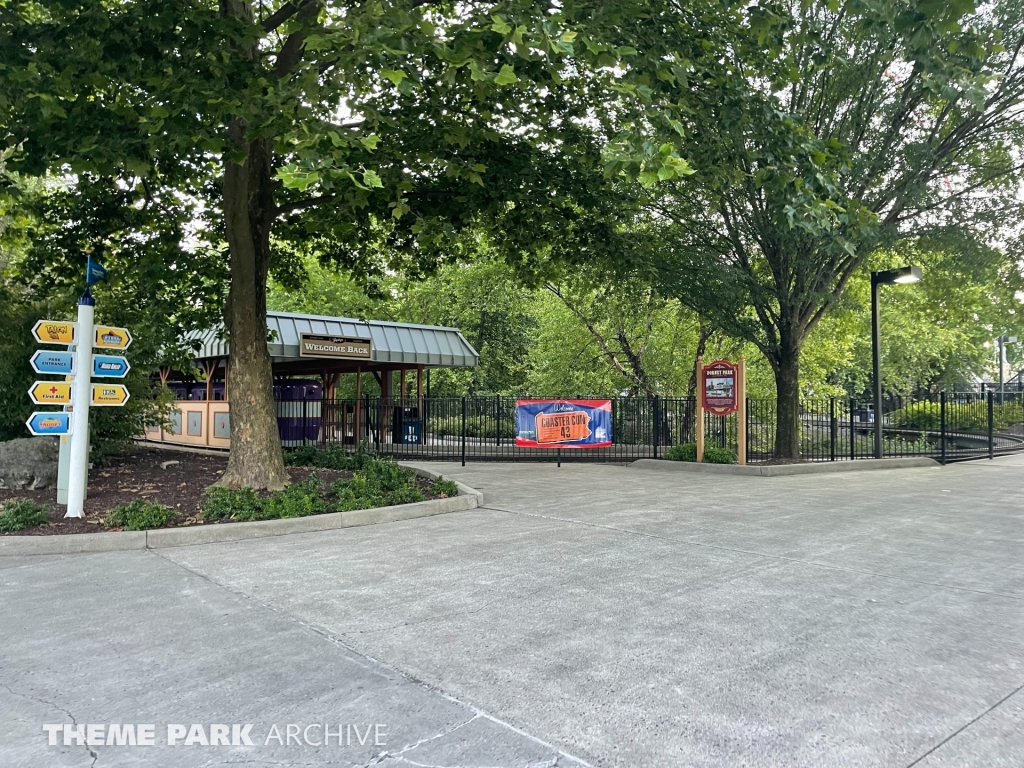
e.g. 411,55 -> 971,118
277,393 -> 1024,465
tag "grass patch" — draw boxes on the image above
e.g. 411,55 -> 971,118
105,499 -> 177,531
0,498 -> 49,532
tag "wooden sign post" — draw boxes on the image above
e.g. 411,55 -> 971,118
700,357 -> 742,463
696,356 -> 705,462
737,355 -> 747,465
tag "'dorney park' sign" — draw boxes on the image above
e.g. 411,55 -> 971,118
298,333 -> 372,360
702,359 -> 739,416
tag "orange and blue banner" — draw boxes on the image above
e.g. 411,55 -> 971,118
515,399 -> 612,448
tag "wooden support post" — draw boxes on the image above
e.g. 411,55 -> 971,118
737,355 -> 747,465
400,367 -> 407,402
696,355 -> 705,463
201,362 -> 214,401
354,367 -> 362,447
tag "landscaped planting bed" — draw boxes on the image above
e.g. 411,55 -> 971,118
0,445 -> 458,536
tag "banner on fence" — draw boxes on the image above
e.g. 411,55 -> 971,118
515,399 -> 612,448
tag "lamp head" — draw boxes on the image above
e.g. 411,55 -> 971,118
873,265 -> 922,285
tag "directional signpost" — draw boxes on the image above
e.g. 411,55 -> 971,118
91,384 -> 130,407
30,350 -> 76,375
92,355 -> 130,378
26,255 -> 132,517
26,412 -> 72,436
29,381 -> 73,405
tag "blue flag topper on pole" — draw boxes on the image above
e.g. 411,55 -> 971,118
86,256 -> 107,286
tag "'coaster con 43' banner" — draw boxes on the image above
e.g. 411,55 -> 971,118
515,400 -> 612,448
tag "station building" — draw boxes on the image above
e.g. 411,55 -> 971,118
146,311 -> 478,449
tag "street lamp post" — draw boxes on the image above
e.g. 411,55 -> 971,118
997,334 -> 1017,403
871,265 -> 922,459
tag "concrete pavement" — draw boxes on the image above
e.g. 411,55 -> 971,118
3,455 -> 1024,766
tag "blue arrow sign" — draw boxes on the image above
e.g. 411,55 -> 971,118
92,354 -> 131,378
86,256 -> 107,285
26,411 -> 72,436
30,350 -> 75,376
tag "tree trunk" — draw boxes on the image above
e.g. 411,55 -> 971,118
217,126 -> 289,490
773,345 -> 802,461
681,324 -> 711,442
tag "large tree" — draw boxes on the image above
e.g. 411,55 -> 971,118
639,0 -> 1024,457
0,0 -> 621,487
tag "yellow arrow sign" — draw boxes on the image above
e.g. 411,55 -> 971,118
94,325 -> 133,350
28,381 -> 73,405
32,320 -> 76,345
91,383 -> 130,407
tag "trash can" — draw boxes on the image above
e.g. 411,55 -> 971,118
392,406 -> 421,444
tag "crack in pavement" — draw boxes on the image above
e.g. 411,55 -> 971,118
1,682 -> 99,766
479,505 -> 1024,601
148,550 -> 595,768
353,714 -> 480,767
339,587 -> 550,636
904,680 -> 1024,767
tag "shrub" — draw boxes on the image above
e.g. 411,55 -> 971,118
201,458 -> 428,521
332,458 -> 425,510
0,498 -> 50,532
201,487 -> 267,522
263,477 -> 329,519
664,443 -> 697,462
704,446 -> 738,464
105,499 -> 177,530
663,443 -> 736,464
431,477 -> 459,497
284,441 -> 375,470
429,415 -> 515,440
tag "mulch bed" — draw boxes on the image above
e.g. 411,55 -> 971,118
0,447 -> 440,536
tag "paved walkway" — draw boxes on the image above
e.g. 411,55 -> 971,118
3,456 -> 1024,766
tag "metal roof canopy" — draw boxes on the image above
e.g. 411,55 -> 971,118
190,312 -> 479,369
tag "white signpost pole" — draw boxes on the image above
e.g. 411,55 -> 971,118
66,292 -> 95,518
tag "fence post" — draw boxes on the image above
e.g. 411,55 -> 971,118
461,396 -> 467,467
830,397 -> 836,462
988,391 -> 994,460
302,397 -> 308,447
849,398 -> 856,460
653,396 -> 660,459
940,391 -> 947,464
496,394 -> 501,447
376,396 -> 382,453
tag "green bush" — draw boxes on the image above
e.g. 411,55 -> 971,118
663,443 -> 736,464
704,447 -> 738,464
431,477 -> 459,497
105,499 -> 177,531
201,487 -> 267,522
332,458 -> 426,510
0,498 -> 50,532
888,400 -> 1024,433
284,441 -> 375,470
201,458 -> 426,521
664,443 -> 697,462
429,415 -> 515,440
262,478 -> 329,519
